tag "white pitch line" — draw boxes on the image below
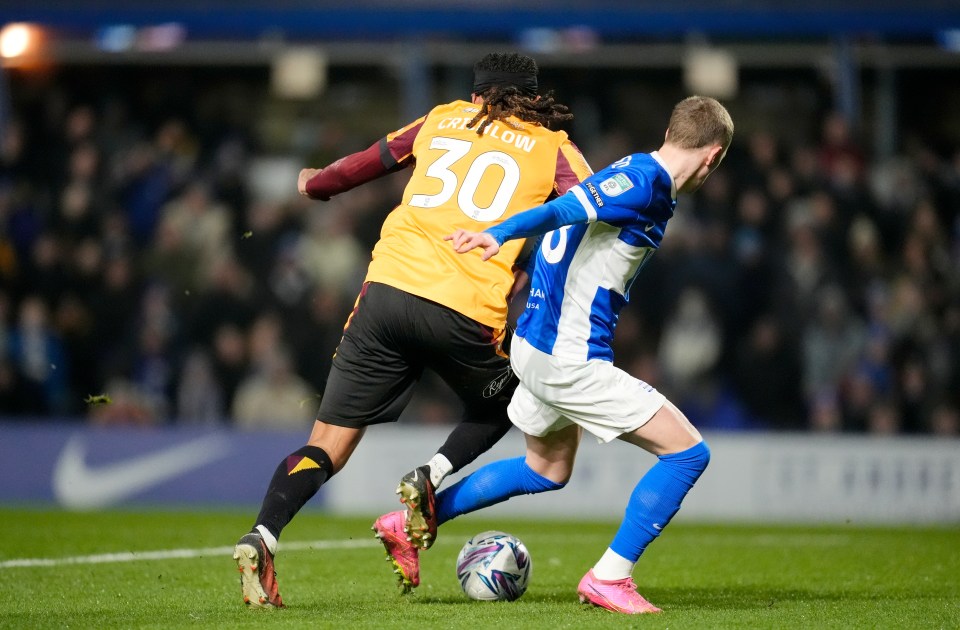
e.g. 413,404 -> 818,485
0,538 -> 381,569
3,531 -> 852,569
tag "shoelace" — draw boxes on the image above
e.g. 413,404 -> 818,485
592,576 -> 636,592
614,578 -> 638,593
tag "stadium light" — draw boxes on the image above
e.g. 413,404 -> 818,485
684,45 -> 739,100
271,48 -> 327,99
0,23 -> 40,59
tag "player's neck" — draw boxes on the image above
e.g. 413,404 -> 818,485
656,144 -> 694,192
657,144 -> 709,194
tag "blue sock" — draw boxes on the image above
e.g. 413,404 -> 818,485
436,457 -> 565,525
609,441 -> 711,562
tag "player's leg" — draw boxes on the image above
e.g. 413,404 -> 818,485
431,333 -> 583,526
425,334 -> 585,530
234,421 -> 361,608
595,399 -> 706,576
394,313 -> 518,548
434,423 -> 580,524
235,282 -> 421,607
618,398 -> 703,455
384,426 -> 577,593
376,430 -> 575,596
396,414 -> 512,549
250,421 -> 363,548
580,399 -> 709,615
504,345 -> 697,614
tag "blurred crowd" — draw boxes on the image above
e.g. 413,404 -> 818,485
0,68 -> 957,436
622,112 -> 960,436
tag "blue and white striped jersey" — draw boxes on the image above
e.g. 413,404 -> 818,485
485,152 -> 676,362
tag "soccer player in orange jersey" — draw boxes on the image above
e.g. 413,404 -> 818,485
233,52 -> 592,607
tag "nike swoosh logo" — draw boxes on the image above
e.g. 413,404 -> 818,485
644,223 -> 655,232
52,433 -> 232,509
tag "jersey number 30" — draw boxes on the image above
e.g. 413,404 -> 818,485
409,137 -> 521,222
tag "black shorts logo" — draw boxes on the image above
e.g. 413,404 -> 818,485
482,368 -> 514,399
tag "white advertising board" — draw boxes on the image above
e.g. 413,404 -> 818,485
326,427 -> 960,524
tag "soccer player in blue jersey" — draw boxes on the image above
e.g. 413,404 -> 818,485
376,95 -> 733,614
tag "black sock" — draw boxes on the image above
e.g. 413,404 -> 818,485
254,445 -> 334,539
437,419 -> 511,474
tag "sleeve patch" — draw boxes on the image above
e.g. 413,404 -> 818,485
599,173 -> 634,197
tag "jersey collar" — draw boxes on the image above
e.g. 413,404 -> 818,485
650,151 -> 677,200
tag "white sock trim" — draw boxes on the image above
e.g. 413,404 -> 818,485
255,524 -> 279,555
426,453 -> 454,489
592,547 -> 635,581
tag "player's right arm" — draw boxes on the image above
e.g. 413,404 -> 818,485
298,117 -> 426,200
502,139 -> 591,290
449,161 -> 652,260
447,192 -> 587,261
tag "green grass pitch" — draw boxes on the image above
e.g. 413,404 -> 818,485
2,508 -> 958,629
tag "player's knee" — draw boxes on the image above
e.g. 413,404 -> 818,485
307,420 -> 363,473
658,439 -> 710,481
521,460 -> 568,491
677,439 -> 710,478
692,439 -> 711,472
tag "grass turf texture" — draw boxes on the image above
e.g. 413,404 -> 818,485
2,508 -> 957,629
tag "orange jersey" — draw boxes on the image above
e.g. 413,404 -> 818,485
364,100 -> 592,329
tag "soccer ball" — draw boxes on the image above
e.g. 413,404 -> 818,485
456,530 -> 532,601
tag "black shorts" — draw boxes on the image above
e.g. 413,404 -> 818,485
317,282 -> 518,428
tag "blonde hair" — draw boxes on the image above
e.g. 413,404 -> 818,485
666,96 -> 734,150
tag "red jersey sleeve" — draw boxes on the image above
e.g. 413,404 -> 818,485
303,119 -> 424,200
553,140 -> 593,198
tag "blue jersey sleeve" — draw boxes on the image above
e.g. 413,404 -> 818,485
582,166 -> 655,225
485,193 -> 589,245
485,154 -> 665,245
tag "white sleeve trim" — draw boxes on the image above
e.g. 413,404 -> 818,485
570,185 -> 598,222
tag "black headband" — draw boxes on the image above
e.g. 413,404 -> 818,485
472,70 -> 538,97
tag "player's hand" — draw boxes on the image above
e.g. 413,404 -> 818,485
445,229 -> 501,261
297,168 -> 324,198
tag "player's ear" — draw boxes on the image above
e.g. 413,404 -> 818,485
705,144 -> 724,167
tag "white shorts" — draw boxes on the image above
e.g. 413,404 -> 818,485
507,337 -> 667,443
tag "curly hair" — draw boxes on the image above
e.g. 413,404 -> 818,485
468,53 -> 573,136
